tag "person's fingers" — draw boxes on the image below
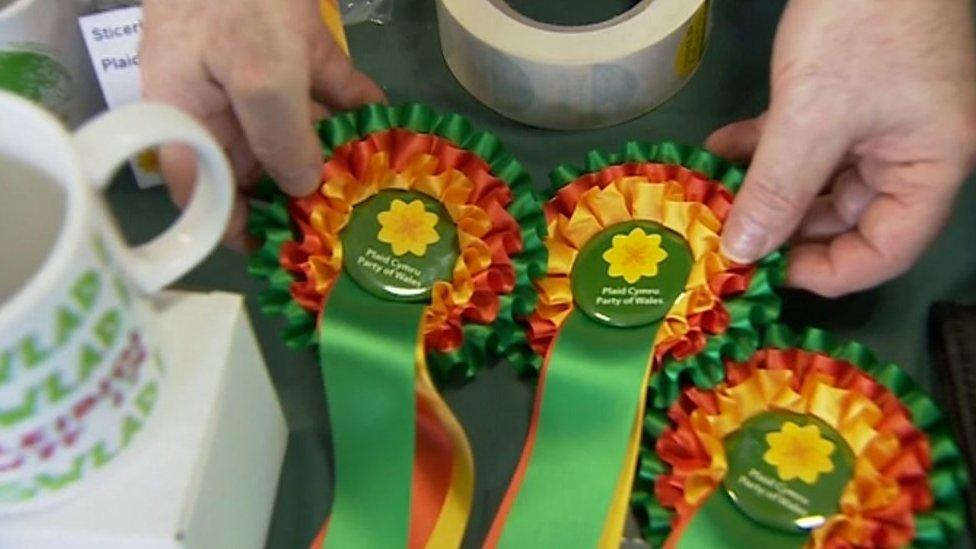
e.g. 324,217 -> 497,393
793,196 -> 850,242
224,61 -> 322,197
239,162 -> 265,194
159,144 -> 197,208
831,168 -> 877,224
310,100 -> 330,122
159,116 -> 256,207
159,142 -> 257,253
309,36 -> 385,109
705,114 -> 765,162
795,168 -> 878,240
142,41 -> 231,208
787,191 -> 952,296
222,193 -> 259,253
227,134 -> 260,188
720,96 -> 853,263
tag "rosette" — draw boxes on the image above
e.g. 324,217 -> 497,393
248,104 -> 546,548
633,325 -> 969,548
487,142 -> 784,547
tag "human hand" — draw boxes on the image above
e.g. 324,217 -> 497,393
708,0 -> 976,297
141,0 -> 385,250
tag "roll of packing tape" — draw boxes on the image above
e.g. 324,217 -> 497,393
436,0 -> 711,130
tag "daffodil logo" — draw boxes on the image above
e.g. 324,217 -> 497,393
601,227 -> 669,284
377,199 -> 440,257
136,149 -> 160,174
763,421 -> 835,485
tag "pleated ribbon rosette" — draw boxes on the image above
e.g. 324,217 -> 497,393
486,142 -> 785,547
634,325 -> 969,548
248,104 -> 546,548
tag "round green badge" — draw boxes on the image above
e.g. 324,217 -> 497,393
722,411 -> 855,532
341,190 -> 458,302
570,221 -> 693,328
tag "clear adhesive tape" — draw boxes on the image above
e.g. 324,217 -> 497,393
436,0 -> 711,130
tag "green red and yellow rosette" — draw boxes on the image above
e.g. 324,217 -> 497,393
247,103 -> 546,548
486,142 -> 785,547
633,325 -> 969,548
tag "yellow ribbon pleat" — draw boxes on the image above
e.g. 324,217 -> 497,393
318,0 -> 349,53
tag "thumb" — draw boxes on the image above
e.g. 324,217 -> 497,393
721,99 -> 851,263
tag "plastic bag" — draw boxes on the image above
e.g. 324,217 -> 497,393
339,0 -> 394,25
86,0 -> 394,26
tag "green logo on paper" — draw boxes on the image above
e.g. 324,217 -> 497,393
571,221 -> 692,328
723,412 -> 854,532
0,47 -> 71,119
342,190 -> 458,302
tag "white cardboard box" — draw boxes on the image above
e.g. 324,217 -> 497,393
0,291 -> 287,548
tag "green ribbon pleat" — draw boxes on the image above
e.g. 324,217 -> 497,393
318,275 -> 422,548
677,492 -> 807,549
498,310 -> 663,547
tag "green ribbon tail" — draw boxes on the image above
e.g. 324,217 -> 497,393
499,224 -> 693,546
498,310 -> 664,547
318,275 -> 423,548
676,492 -> 807,549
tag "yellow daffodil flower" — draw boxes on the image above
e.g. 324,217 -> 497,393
601,228 -> 669,284
377,199 -> 440,257
763,421 -> 836,485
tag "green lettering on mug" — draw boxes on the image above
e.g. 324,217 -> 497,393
44,374 -> 76,404
94,309 -> 120,349
36,455 -> 86,490
77,344 -> 103,383
92,234 -> 110,265
153,349 -> 165,374
121,414 -> 142,446
0,351 -> 10,385
135,381 -> 158,417
112,274 -> 131,307
54,307 -> 82,345
0,482 -> 34,503
71,271 -> 100,313
0,388 -> 38,426
91,441 -> 117,468
21,337 -> 51,368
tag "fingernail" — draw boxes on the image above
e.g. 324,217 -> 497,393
722,216 -> 768,263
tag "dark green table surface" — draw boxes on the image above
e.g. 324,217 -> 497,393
105,0 -> 975,547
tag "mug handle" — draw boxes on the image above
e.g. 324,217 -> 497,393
73,102 -> 234,293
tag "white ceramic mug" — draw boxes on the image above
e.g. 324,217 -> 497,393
0,91 -> 233,513
0,0 -> 104,126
